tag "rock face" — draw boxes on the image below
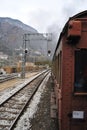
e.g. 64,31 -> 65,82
0,17 -> 38,55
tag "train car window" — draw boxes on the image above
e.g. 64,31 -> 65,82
74,49 -> 87,93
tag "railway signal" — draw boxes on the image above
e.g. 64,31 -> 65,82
21,33 -> 52,78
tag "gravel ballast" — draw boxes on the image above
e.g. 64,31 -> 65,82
30,76 -> 58,130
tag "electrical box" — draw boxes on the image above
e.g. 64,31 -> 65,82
68,20 -> 81,39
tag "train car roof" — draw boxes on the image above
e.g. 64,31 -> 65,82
53,10 -> 87,61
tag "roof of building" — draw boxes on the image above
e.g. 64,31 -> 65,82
53,10 -> 87,60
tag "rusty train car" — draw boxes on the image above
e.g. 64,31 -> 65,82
52,10 -> 87,130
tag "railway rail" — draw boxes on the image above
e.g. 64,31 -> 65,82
0,70 -> 50,130
0,73 -> 18,83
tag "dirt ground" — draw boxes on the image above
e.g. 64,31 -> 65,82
0,72 -> 37,92
30,76 -> 58,130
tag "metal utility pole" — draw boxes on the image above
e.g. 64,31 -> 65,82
21,34 -> 28,78
46,33 -> 52,57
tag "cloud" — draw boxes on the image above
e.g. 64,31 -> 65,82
0,0 -> 87,34
27,9 -> 55,32
47,23 -> 61,40
61,0 -> 87,19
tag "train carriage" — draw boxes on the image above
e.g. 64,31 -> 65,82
52,10 -> 87,130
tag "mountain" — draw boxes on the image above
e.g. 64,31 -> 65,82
0,17 -> 53,61
0,17 -> 38,55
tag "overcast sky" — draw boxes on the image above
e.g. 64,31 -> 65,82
0,0 -> 87,35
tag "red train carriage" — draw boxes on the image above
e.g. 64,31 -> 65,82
52,10 -> 87,130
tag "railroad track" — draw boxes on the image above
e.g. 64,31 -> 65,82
0,73 -> 18,83
0,70 -> 50,130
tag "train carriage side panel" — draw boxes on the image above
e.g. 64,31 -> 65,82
53,10 -> 87,130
